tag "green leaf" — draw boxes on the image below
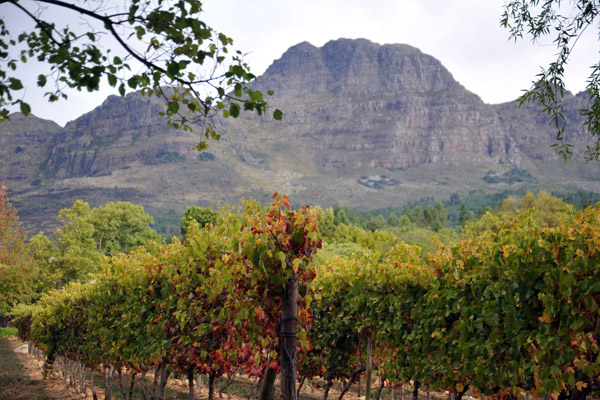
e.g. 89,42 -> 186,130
37,75 -> 47,87
249,90 -> 263,102
127,76 -> 138,89
20,102 -> 31,116
230,103 -> 240,118
195,141 -> 208,151
9,78 -> 23,90
273,109 -> 283,121
167,101 -> 179,114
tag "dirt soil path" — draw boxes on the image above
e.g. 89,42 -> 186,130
7,336 -> 420,400
8,336 -> 90,400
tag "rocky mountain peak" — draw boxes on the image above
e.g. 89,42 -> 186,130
254,38 -> 519,169
261,38 -> 460,98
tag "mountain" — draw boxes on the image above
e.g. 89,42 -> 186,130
1,38 -> 599,235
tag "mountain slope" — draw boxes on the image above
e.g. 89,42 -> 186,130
1,38 -> 599,234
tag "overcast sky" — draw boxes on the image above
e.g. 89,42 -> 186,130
3,0 -> 597,126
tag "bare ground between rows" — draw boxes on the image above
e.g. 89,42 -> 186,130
8,337 -> 450,400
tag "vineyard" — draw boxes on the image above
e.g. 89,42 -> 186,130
9,195 -> 600,400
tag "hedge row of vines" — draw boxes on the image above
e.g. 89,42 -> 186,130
14,200 -> 600,400
13,194 -> 321,400
303,205 -> 600,400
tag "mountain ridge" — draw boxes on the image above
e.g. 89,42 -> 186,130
1,38 -> 599,234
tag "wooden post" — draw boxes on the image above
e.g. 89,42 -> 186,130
280,270 -> 298,400
365,337 -> 373,400
412,381 -> 419,400
259,367 -> 277,400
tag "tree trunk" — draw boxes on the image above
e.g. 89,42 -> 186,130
80,364 -> 87,395
365,337 -> 373,400
90,368 -> 98,400
569,388 -> 588,400
140,369 -> 148,400
71,360 -> 79,390
118,365 -> 127,400
376,375 -> 385,400
453,384 -> 469,400
323,381 -> 332,400
188,367 -> 195,400
151,364 -> 161,400
297,376 -> 307,398
412,381 -> 419,400
62,358 -> 68,386
259,367 -> 277,400
219,370 -> 238,398
280,269 -> 299,400
208,373 -> 217,400
158,362 -> 171,400
128,374 -> 136,400
338,367 -> 366,400
104,365 -> 114,400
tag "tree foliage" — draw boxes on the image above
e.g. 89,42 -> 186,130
0,0 -> 282,143
0,182 -> 35,316
501,0 -> 600,160
86,201 -> 163,255
29,199 -> 162,290
464,191 -> 573,238
180,205 -> 217,239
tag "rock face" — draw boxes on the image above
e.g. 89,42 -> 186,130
41,92 -> 197,179
0,113 -> 61,182
254,39 -> 521,169
1,38 -> 599,234
494,91 -> 593,161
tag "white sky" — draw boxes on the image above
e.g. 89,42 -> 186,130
2,0 -> 598,126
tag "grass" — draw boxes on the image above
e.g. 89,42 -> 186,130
0,338 -> 55,400
0,327 -> 17,338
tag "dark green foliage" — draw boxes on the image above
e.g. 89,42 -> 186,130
180,206 -> 218,239
333,201 -> 449,232
333,205 -> 360,226
357,175 -> 400,189
556,189 -> 600,209
144,151 -> 186,165
364,188 -> 600,229
386,212 -> 400,227
148,209 -> 182,239
457,203 -> 474,227
483,167 -> 535,184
